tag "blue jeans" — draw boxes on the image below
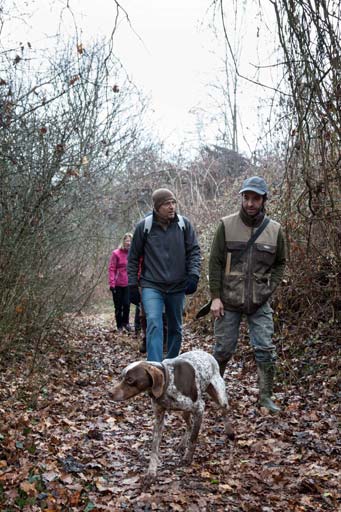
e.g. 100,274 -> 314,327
141,288 -> 185,362
214,302 -> 276,363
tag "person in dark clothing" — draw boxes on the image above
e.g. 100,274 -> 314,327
209,176 -> 286,413
128,188 -> 201,362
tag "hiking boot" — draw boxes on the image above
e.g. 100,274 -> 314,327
215,355 -> 232,377
257,361 -> 281,413
218,360 -> 228,377
139,337 -> 147,354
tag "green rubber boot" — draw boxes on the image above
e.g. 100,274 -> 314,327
257,361 -> 281,413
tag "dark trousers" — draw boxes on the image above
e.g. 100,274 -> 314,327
134,304 -> 141,331
112,286 -> 130,329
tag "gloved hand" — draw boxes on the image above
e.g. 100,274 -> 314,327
185,275 -> 199,295
129,284 -> 140,306
110,287 -> 116,294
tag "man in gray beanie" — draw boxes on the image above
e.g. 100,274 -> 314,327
151,188 -> 176,211
128,188 -> 201,362
209,176 -> 286,413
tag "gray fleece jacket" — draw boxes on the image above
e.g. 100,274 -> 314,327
128,212 -> 201,293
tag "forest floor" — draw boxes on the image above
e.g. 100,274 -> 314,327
0,307 -> 339,512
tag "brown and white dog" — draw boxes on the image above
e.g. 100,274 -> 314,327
111,350 -> 234,484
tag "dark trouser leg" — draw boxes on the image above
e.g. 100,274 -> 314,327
139,305 -> 147,353
113,287 -> 124,329
121,286 -> 130,327
134,304 -> 141,332
213,310 -> 241,377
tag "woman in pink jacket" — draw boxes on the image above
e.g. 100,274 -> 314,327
108,232 -> 132,331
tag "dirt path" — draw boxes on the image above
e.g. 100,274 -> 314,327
0,314 -> 339,511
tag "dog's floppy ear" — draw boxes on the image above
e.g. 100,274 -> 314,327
140,363 -> 165,398
173,360 -> 198,402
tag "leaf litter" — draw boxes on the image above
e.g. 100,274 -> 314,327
0,313 -> 339,511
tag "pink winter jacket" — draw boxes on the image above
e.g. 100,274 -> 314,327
108,248 -> 129,288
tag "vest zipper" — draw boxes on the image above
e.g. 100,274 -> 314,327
246,226 -> 254,314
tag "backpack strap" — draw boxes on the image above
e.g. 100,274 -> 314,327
143,214 -> 153,235
234,217 -> 270,263
177,214 -> 186,232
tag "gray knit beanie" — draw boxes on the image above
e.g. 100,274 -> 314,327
152,188 -> 176,211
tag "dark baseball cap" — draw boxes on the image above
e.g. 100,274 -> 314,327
239,176 -> 268,196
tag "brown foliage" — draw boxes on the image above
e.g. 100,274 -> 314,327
268,0 -> 341,357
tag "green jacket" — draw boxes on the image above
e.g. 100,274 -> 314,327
209,211 -> 286,315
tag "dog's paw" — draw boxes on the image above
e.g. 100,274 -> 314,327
177,436 -> 189,452
177,440 -> 185,452
181,451 -> 194,466
141,472 -> 156,488
225,422 -> 235,441
227,431 -> 235,441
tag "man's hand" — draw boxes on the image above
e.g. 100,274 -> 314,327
210,298 -> 224,319
129,284 -> 140,306
185,275 -> 199,295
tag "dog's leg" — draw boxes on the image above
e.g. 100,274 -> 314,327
177,411 -> 191,451
144,403 -> 165,485
207,378 -> 235,440
182,401 -> 204,465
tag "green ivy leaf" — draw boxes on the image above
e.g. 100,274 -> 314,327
84,502 -> 95,512
27,444 -> 36,454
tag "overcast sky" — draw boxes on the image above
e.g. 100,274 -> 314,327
7,0 -> 279,155
113,0 -> 215,148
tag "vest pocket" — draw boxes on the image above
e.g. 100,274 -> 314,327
222,272 -> 245,308
254,243 -> 276,267
253,272 -> 272,306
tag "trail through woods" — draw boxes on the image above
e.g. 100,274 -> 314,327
0,311 -> 339,511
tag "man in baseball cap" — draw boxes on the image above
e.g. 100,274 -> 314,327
208,175 -> 286,413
